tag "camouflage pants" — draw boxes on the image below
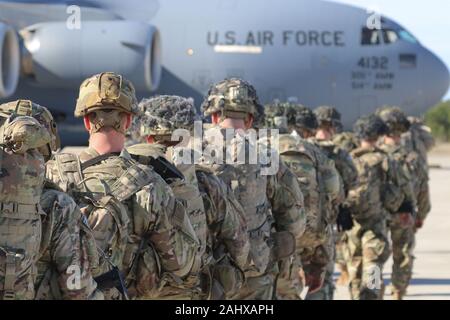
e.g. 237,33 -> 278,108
389,215 -> 415,295
233,270 -> 277,300
335,231 -> 348,269
344,218 -> 390,300
276,255 -> 303,300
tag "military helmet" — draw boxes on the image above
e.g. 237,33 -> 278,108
137,95 -> 200,138
201,78 -> 261,120
376,106 -> 410,135
0,100 -> 60,160
353,114 -> 387,141
293,105 -> 318,131
264,101 -> 288,131
314,105 -> 342,128
75,72 -> 138,117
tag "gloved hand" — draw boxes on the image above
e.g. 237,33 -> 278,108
337,206 -> 354,232
300,267 -> 325,294
398,212 -> 414,228
415,218 -> 424,229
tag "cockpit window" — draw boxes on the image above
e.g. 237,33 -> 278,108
398,30 -> 418,44
383,29 -> 398,44
361,27 -> 381,45
362,27 -> 418,45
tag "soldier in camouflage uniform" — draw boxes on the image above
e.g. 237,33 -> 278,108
201,78 -> 306,300
46,72 -> 197,299
402,116 -> 433,230
0,101 -> 52,300
345,114 -> 410,300
333,131 -> 359,154
308,106 -> 358,300
126,95 -> 250,300
0,100 -> 102,300
377,107 -> 420,300
264,102 -> 341,299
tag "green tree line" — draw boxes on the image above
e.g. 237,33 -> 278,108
425,100 -> 450,142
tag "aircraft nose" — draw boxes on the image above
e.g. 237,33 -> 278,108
421,49 -> 450,106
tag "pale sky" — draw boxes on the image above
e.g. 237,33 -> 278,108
330,0 -> 450,100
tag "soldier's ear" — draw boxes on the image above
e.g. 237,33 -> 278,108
211,113 -> 220,124
146,135 -> 155,144
124,114 -> 132,130
245,114 -> 254,129
83,115 -> 91,131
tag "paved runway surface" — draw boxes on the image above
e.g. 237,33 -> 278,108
335,144 -> 450,300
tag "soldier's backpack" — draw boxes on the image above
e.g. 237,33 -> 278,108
0,112 -> 51,300
35,185 -> 101,300
348,147 -> 402,221
279,134 -> 340,248
50,151 -> 200,298
127,143 -> 208,297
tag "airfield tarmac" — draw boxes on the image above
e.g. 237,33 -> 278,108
334,144 -> 450,300
62,144 -> 450,300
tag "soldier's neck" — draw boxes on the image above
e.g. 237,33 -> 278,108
384,136 -> 400,146
89,131 -> 125,155
315,129 -> 333,141
361,140 -> 376,149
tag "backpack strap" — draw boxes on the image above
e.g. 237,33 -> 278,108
0,247 -> 24,300
53,153 -> 86,192
109,162 -> 156,202
80,153 -> 121,171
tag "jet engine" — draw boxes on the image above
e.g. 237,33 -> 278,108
21,21 -> 162,91
0,23 -> 20,98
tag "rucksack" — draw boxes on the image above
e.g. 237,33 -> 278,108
49,153 -> 149,297
347,147 -> 400,221
127,144 -> 207,296
50,151 -> 200,298
279,134 -> 339,248
35,186 -> 101,300
0,120 -> 49,299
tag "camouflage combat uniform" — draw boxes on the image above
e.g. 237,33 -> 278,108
46,73 -> 196,299
344,115 -> 407,300
126,95 -> 250,300
377,107 -> 419,299
0,101 -> 52,300
308,106 -> 358,300
264,102 -> 341,300
333,131 -> 359,154
201,79 -> 305,300
2,101 -> 104,300
36,185 -> 103,300
401,117 -> 433,225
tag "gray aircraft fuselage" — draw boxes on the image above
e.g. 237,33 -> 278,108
0,0 -> 448,145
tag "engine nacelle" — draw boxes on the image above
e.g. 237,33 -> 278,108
21,21 -> 162,91
0,23 -> 20,98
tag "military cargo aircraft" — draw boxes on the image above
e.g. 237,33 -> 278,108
0,0 -> 448,144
